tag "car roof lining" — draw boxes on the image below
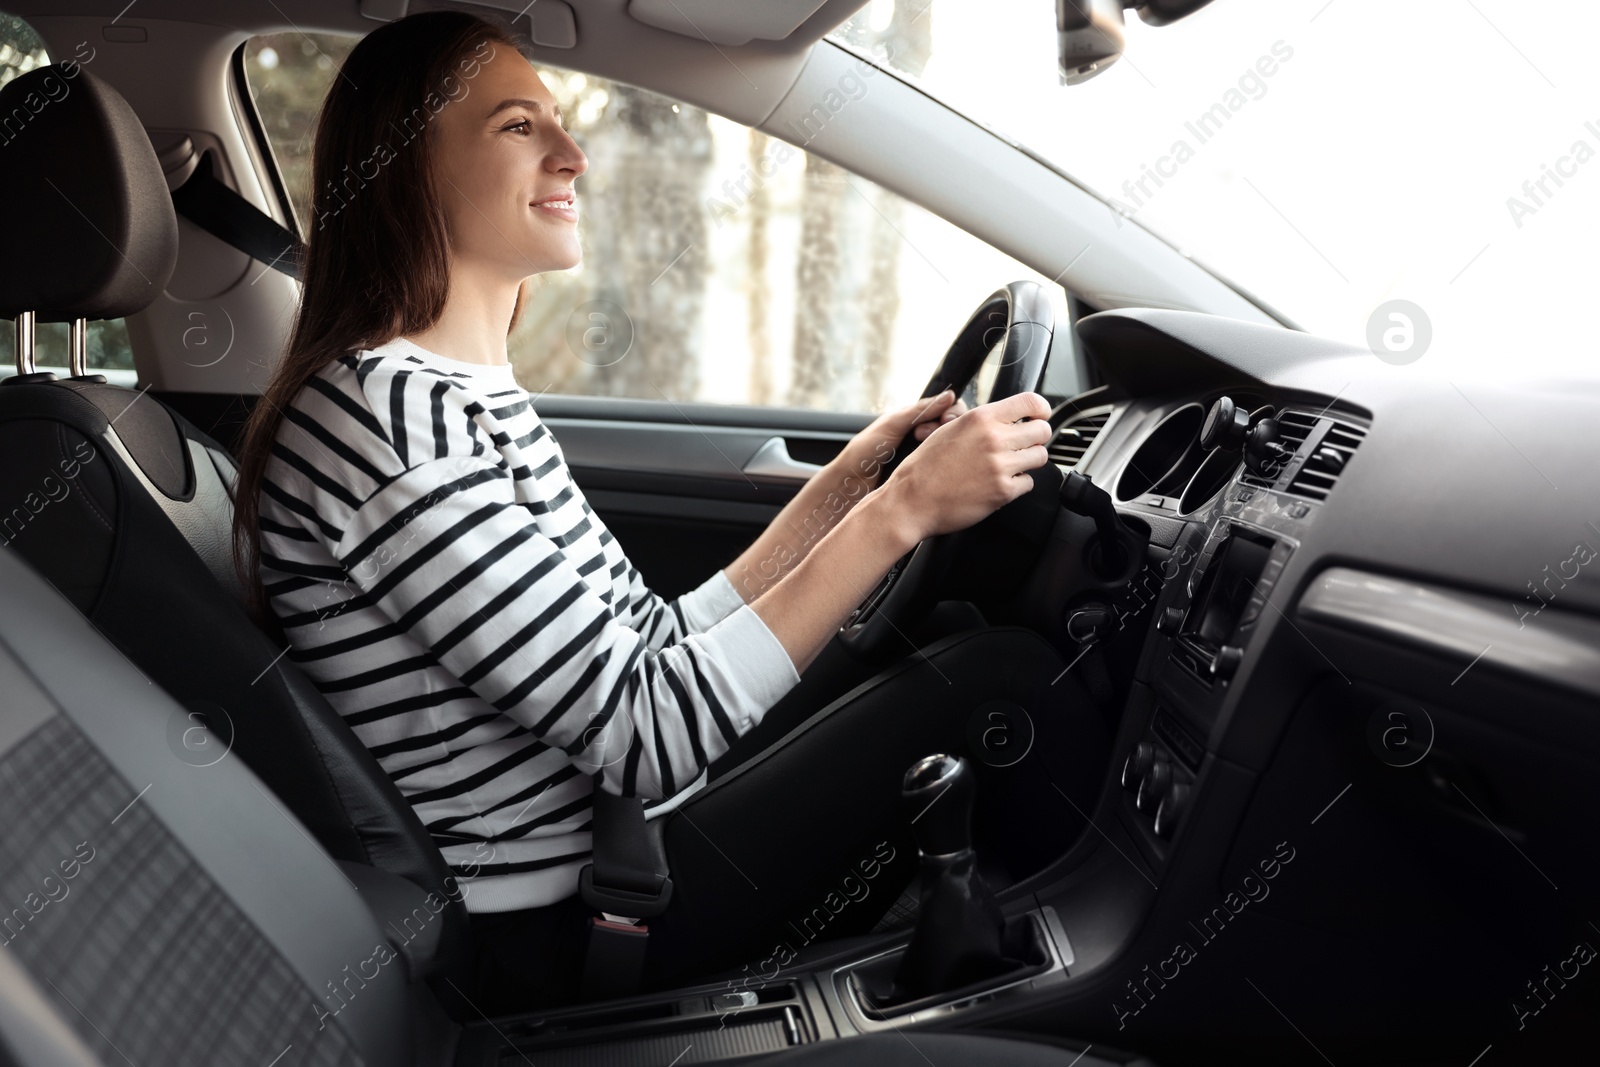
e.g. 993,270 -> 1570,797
3,0 -> 872,128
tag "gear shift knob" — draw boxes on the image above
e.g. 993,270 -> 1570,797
902,753 -> 974,857
864,752 -> 1047,1010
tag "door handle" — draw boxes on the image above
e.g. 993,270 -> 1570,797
742,436 -> 825,482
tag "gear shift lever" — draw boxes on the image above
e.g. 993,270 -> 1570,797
884,754 -> 1036,1003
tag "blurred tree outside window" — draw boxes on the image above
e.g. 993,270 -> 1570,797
0,11 -> 137,379
244,7 -> 1050,415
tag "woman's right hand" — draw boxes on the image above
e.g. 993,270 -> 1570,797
879,390 -> 1055,542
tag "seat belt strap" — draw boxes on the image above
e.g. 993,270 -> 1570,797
171,149 -> 305,281
579,782 -> 673,998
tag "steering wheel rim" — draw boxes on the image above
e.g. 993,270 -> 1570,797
838,280 -> 1055,660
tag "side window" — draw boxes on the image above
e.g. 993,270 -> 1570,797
0,12 -> 137,384
243,31 -> 1055,414
243,33 -> 357,234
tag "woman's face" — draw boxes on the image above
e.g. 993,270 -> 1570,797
428,42 -> 588,281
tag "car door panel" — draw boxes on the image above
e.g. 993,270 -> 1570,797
537,396 -> 871,597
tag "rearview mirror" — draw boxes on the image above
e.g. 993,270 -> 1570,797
1056,0 -> 1218,85
1133,0 -> 1220,27
1056,0 -> 1125,85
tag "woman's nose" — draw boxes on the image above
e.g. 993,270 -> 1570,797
552,131 -> 587,177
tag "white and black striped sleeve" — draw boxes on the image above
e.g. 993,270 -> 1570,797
332,451 -> 801,801
617,563 -> 749,653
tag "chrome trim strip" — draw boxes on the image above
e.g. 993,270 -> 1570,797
1297,566 -> 1600,700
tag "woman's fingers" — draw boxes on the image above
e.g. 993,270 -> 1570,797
911,395 -> 972,439
906,390 -> 1044,446
993,390 -> 1053,423
913,389 -> 955,417
998,442 -> 1051,476
898,393 -> 947,430
989,409 -> 1056,450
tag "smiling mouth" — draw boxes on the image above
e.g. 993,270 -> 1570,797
533,197 -> 578,221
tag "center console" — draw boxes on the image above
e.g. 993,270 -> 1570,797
453,901 -> 1078,1064
454,752 -> 1084,1066
1117,448 -> 1319,852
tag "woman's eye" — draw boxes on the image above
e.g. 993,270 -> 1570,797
505,119 -> 531,134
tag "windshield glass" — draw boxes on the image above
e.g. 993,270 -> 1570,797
832,0 -> 1600,373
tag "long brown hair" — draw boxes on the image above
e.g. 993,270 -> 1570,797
232,10 -> 530,628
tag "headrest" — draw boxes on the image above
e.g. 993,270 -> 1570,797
0,64 -> 177,322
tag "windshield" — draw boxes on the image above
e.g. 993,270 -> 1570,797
832,0 -> 1600,374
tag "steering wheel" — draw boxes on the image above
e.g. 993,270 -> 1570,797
838,280 -> 1055,660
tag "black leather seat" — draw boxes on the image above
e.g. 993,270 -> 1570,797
0,63 -> 474,1011
0,541 -> 1154,1067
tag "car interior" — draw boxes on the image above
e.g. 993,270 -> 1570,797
0,1 -> 1597,1066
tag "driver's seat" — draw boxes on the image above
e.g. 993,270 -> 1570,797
0,537 -> 1158,1067
0,62 -> 475,1008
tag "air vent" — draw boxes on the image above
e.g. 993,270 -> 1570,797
1235,409 -> 1370,500
1048,410 -> 1110,469
1288,416 -> 1367,501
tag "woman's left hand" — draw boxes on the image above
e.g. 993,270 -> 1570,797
828,389 -> 969,491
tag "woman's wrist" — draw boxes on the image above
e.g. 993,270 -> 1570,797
848,476 -> 924,557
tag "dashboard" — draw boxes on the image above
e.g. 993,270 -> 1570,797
1028,307 -> 1600,888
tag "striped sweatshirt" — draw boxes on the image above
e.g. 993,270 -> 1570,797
256,336 -> 801,912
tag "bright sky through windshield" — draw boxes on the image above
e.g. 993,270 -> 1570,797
841,0 -> 1600,375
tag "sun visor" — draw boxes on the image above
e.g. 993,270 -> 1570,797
627,0 -> 834,46
361,1 -> 578,48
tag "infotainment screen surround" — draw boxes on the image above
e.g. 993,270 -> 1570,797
1182,528 -> 1276,648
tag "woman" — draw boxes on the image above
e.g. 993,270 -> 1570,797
231,10 -> 1054,1010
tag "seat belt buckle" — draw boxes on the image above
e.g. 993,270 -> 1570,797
578,862 -> 673,917
579,914 -> 651,1000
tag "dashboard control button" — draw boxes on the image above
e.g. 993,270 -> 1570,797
1157,606 -> 1186,634
1211,645 -> 1244,681
1154,782 -> 1193,838
1136,757 -> 1172,813
1121,742 -> 1155,791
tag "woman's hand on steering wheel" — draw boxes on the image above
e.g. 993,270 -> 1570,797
829,388 -> 969,490
910,390 -> 969,440
880,390 -> 1054,542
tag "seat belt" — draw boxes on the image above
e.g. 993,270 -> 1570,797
578,783 -> 673,999
170,149 -> 305,281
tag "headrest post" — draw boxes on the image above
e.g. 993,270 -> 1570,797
69,318 -> 87,378
14,311 -> 35,376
